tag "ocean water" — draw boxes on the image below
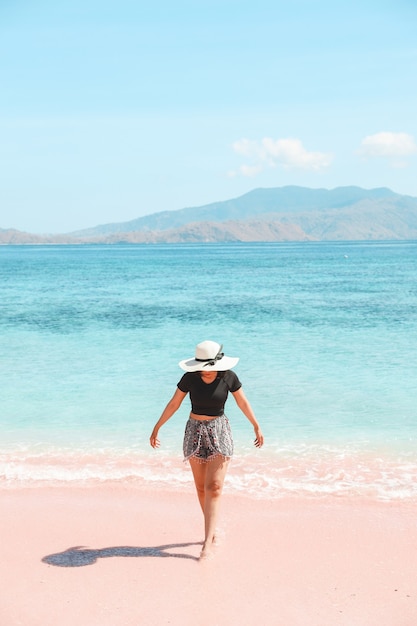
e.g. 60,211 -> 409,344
1,242 -> 417,499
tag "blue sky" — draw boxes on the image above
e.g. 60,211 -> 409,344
1,0 -> 416,233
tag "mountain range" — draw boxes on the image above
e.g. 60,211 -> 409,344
2,185 -> 417,244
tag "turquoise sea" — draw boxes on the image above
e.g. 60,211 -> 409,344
1,242 -> 417,499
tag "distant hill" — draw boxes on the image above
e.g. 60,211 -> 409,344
0,228 -> 78,245
70,185 -> 401,236
3,186 -> 417,243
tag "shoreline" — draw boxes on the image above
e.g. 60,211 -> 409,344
2,484 -> 417,625
2,444 -> 417,501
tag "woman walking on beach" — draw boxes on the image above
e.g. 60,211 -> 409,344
150,340 -> 264,559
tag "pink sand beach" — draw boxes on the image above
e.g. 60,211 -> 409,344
2,486 -> 417,626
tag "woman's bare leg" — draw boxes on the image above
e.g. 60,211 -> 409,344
189,457 -> 207,513
189,455 -> 229,558
202,456 -> 229,557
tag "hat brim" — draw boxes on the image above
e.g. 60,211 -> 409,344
178,355 -> 239,372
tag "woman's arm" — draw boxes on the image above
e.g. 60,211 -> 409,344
232,387 -> 264,448
150,388 -> 187,448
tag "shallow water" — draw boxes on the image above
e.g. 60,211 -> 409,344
1,242 -> 417,498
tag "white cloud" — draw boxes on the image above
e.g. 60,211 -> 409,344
231,137 -> 333,177
232,138 -> 256,158
360,132 -> 417,158
239,164 -> 263,177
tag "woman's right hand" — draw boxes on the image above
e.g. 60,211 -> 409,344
149,389 -> 187,449
254,425 -> 264,448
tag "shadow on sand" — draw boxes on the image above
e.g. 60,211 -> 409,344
42,542 -> 201,567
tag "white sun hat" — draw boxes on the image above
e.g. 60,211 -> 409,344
178,340 -> 239,372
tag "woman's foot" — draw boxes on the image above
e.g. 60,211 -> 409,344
199,530 -> 221,559
212,527 -> 226,546
199,542 -> 215,560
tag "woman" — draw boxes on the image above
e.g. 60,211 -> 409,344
150,340 -> 264,559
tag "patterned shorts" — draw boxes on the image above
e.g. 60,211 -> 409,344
183,414 -> 234,462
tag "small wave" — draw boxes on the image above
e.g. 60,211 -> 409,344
1,445 -> 417,501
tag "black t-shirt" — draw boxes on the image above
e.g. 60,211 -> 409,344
177,370 -> 242,417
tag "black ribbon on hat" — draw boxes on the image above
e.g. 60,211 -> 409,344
195,344 -> 224,367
